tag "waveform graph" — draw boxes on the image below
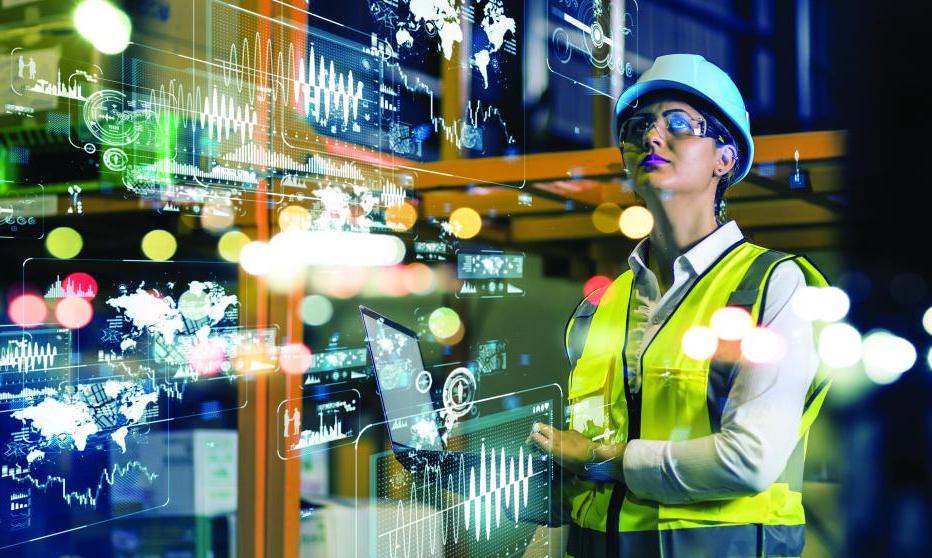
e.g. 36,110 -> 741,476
210,0 -> 390,153
360,395 -> 562,558
0,326 -> 72,413
277,389 -> 360,460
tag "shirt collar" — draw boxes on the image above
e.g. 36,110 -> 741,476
627,220 -> 745,277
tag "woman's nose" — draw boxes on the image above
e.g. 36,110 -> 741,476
644,126 -> 665,150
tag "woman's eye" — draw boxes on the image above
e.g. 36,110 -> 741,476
668,115 -> 689,130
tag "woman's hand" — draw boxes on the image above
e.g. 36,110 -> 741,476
527,423 -> 595,474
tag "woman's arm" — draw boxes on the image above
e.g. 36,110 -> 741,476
622,260 -> 817,504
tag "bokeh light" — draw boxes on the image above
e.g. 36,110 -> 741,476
9,294 -> 47,328
188,338 -> 226,376
279,205 -> 310,232
386,202 -> 418,232
311,267 -> 369,299
791,286 -> 850,322
790,286 -> 822,321
45,227 -> 83,259
74,0 -> 132,55
592,203 -> 621,233
55,296 -> 93,329
862,330 -> 916,384
710,306 -> 753,341
619,206 -> 654,239
200,199 -> 235,232
681,326 -> 718,360
141,229 -> 177,261
436,323 -> 465,346
218,230 -> 251,262
817,322 -> 863,368
923,306 -> 932,336
741,327 -> 786,364
279,343 -> 313,375
819,286 -> 851,322
63,272 -> 98,299
583,275 -> 612,304
429,307 -> 461,339
240,241 -> 272,276
403,263 -> 435,295
300,294 -> 334,326
374,266 -> 409,297
449,207 -> 482,239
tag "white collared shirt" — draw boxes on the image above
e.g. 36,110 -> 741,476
621,220 -> 819,504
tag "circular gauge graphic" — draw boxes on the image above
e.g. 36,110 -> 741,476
442,367 -> 476,419
578,1 -> 614,70
551,28 -> 573,63
415,370 -> 433,394
83,89 -> 148,146
103,147 -> 128,171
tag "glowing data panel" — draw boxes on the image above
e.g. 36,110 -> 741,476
277,389 -> 361,459
547,0 -> 639,96
457,252 -> 526,298
362,396 -> 561,558
23,259 -> 247,422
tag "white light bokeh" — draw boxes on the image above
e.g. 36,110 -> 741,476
792,286 -> 851,322
923,306 -> 932,336
241,232 -> 406,276
817,322 -> 863,368
790,286 -> 823,321
862,330 -> 916,384
710,306 -> 753,341
300,294 -> 334,326
681,326 -> 718,360
239,241 -> 272,276
74,0 -> 132,54
740,327 -> 786,364
819,287 -> 851,322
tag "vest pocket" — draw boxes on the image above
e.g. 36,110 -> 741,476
568,353 -> 615,437
640,366 -> 709,441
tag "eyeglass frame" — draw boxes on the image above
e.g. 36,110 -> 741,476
617,108 -> 728,151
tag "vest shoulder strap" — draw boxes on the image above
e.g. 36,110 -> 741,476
726,247 -> 794,321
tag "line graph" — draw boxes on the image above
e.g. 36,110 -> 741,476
8,461 -> 158,509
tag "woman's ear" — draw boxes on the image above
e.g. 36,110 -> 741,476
714,145 -> 738,176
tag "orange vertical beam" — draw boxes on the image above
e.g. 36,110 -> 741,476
263,2 -> 305,557
237,0 -> 272,556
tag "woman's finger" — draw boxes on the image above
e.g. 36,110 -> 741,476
529,432 -> 551,451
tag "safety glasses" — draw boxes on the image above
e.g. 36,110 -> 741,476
618,109 -> 724,150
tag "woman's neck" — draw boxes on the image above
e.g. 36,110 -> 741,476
644,192 -> 720,291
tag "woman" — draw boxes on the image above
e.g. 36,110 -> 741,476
529,54 -> 832,557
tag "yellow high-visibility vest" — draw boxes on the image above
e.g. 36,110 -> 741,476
563,241 -> 831,557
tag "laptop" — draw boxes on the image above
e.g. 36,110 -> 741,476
359,305 -> 447,452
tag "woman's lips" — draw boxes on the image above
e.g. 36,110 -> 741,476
641,154 -> 669,168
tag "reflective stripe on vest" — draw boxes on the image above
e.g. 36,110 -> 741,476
562,242 -> 831,556
567,522 -> 806,558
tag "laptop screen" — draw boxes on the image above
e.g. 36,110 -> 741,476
360,307 -> 445,451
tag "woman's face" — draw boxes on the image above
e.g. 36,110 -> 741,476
622,100 -> 731,199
